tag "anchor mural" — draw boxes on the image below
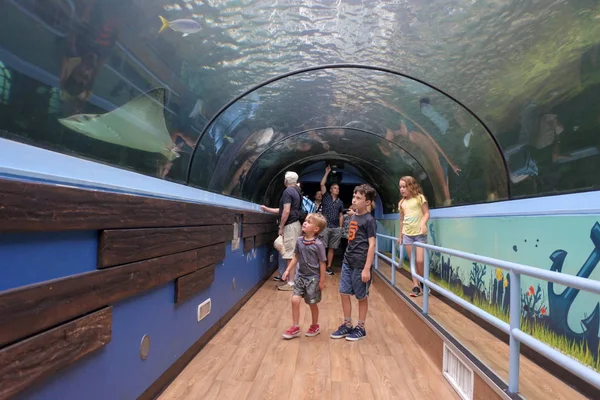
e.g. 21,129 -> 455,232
548,222 -> 600,361
376,216 -> 600,370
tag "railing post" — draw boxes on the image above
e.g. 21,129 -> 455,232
374,235 -> 379,271
423,245 -> 430,315
508,271 -> 521,394
391,240 -> 396,286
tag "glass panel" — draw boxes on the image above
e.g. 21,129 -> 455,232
1,0 -> 599,201
189,68 -> 508,208
241,129 -> 428,213
0,0 -> 199,183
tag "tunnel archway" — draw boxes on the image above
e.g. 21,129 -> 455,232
187,65 -> 510,210
238,127 -> 431,211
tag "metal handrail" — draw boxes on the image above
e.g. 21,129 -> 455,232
374,233 -> 600,395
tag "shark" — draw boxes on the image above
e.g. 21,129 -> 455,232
58,88 -> 180,161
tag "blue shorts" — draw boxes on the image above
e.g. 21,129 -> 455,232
402,234 -> 427,245
339,263 -> 371,300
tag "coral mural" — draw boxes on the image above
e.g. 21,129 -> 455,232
376,216 -> 600,371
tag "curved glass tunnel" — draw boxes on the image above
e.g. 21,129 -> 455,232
188,67 -> 509,211
0,0 -> 599,210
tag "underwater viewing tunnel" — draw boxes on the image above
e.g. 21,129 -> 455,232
0,0 -> 600,399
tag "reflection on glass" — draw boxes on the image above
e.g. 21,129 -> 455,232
0,0 -> 599,204
230,128 -> 431,212
0,0 -> 201,182
190,68 -> 508,208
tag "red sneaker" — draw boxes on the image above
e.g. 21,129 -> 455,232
282,325 -> 300,339
305,324 -> 320,337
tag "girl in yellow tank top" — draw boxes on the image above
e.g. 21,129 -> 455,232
398,176 -> 430,297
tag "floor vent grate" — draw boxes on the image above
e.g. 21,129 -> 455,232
442,343 -> 474,400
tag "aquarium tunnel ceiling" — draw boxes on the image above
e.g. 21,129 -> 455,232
3,1 -> 600,212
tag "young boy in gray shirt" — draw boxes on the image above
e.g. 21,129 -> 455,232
281,213 -> 328,339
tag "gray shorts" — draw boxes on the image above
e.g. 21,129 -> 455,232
402,234 -> 427,245
318,227 -> 342,249
293,275 -> 321,304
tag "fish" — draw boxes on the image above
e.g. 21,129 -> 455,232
188,98 -> 205,119
58,88 -> 180,161
158,16 -> 201,37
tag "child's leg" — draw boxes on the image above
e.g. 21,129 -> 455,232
341,294 -> 352,322
339,263 -> 353,325
405,242 -> 419,287
283,282 -> 305,339
346,269 -> 370,341
309,304 -> 319,325
415,245 -> 425,285
331,264 -> 355,339
357,297 -> 368,328
291,295 -> 302,326
305,278 -> 322,337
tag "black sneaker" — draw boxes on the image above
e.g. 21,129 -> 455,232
273,275 -> 283,282
346,326 -> 366,341
409,286 -> 422,297
326,268 -> 334,275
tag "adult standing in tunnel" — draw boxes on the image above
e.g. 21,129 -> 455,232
260,171 -> 303,291
319,165 -> 344,275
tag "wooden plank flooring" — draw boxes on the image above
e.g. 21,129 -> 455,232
158,269 -> 460,400
377,262 -> 590,400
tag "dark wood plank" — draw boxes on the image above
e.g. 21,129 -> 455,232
0,178 -> 235,232
242,223 -> 277,238
138,264 -> 278,400
244,237 -> 254,253
0,307 -> 112,399
174,265 -> 216,303
99,225 -> 231,268
255,232 -> 277,248
0,244 -> 225,348
242,211 -> 277,224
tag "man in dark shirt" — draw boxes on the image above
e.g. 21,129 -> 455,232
260,171 -> 303,291
319,165 -> 344,275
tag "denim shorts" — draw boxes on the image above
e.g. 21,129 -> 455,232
339,263 -> 370,300
402,234 -> 427,245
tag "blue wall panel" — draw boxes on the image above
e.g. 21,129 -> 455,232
13,242 -> 275,400
0,230 -> 98,291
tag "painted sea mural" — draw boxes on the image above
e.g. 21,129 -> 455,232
377,215 -> 600,371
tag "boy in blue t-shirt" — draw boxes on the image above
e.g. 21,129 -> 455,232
331,184 -> 377,341
281,213 -> 328,339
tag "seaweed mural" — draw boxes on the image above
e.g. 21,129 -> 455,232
423,220 -> 600,371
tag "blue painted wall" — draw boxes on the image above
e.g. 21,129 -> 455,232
4,225 -> 275,400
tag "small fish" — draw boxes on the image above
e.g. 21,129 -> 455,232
158,16 -> 201,37
188,98 -> 204,119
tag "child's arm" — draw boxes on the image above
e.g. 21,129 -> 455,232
282,254 -> 299,281
362,236 -> 376,283
420,200 -> 430,235
319,260 -> 327,290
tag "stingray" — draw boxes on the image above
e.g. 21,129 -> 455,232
58,88 -> 180,160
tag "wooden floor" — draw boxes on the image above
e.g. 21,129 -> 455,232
158,269 -> 460,400
377,262 -> 590,400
